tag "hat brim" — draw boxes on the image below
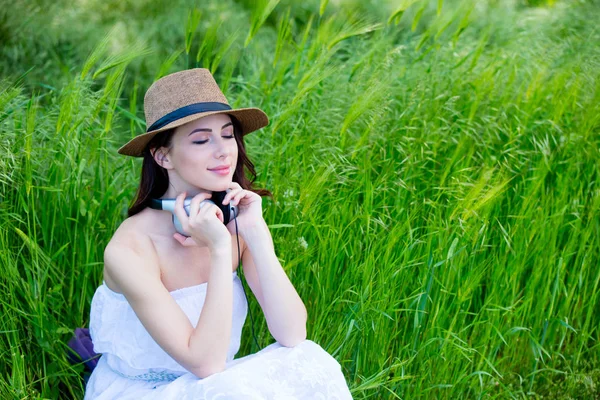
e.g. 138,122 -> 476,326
117,107 -> 269,157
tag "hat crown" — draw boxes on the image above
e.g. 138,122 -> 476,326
118,68 -> 269,157
143,68 -> 230,129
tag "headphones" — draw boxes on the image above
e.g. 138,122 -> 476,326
149,191 -> 260,350
149,191 -> 237,237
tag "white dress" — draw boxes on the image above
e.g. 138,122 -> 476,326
84,270 -> 353,399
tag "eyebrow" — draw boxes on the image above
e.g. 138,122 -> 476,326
188,122 -> 233,136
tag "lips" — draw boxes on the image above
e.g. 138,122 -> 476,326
210,167 -> 230,176
208,165 -> 231,171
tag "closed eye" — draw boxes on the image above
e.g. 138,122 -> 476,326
193,135 -> 235,144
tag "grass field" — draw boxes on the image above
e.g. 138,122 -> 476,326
1,0 -> 599,398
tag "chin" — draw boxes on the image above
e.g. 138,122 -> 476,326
205,180 -> 232,192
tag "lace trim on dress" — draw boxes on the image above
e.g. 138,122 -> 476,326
106,363 -> 183,383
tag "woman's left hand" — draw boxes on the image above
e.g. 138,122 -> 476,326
221,182 -> 264,238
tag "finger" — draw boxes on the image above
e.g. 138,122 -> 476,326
225,182 -> 242,190
224,182 -> 242,195
230,189 -> 248,206
222,188 -> 242,205
173,232 -> 186,244
199,202 -> 224,223
172,191 -> 188,230
184,235 -> 202,247
174,233 -> 199,247
182,237 -> 196,247
174,233 -> 193,246
215,206 -> 224,223
189,192 -> 212,219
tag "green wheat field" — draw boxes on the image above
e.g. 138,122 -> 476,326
1,0 -> 599,398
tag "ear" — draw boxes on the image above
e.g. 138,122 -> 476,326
151,147 -> 173,169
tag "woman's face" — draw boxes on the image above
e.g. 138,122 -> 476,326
158,113 -> 238,193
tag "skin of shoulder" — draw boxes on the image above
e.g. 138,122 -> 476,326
102,215 -> 221,378
104,216 -> 160,293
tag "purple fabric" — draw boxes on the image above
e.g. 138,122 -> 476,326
67,327 -> 100,372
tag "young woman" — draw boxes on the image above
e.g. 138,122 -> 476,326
83,68 -> 353,399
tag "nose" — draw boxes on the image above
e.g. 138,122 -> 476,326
214,136 -> 232,159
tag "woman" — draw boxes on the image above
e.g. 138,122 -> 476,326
84,68 -> 353,399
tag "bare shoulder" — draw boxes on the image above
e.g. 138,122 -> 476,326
103,213 -> 160,293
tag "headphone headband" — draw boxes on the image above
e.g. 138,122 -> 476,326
149,198 -> 164,210
149,194 -> 236,225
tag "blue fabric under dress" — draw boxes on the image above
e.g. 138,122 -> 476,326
84,270 -> 353,399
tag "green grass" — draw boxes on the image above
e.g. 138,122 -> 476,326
1,0 -> 599,398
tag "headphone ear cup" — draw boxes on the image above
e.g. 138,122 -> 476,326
199,199 -> 212,210
211,191 -> 235,225
173,214 -> 188,236
171,198 -> 191,236
222,202 -> 231,225
183,199 -> 192,215
230,204 -> 238,222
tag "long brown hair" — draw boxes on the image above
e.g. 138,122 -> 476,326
127,114 -> 274,217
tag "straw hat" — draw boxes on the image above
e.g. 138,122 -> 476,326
117,68 -> 269,157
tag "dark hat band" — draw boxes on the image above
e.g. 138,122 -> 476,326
147,102 -> 232,132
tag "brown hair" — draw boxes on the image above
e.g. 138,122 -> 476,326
127,114 -> 274,217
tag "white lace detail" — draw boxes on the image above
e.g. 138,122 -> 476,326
109,368 -> 182,383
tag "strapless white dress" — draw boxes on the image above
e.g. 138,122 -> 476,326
84,270 -> 353,399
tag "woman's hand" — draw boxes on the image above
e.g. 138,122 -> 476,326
172,191 -> 232,250
221,182 -> 264,239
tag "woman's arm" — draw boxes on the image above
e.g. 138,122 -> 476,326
241,220 -> 307,347
104,233 -> 233,378
187,245 -> 233,373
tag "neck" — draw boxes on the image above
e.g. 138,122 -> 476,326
159,172 -> 212,199
160,186 -> 211,200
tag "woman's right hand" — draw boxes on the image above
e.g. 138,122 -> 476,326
172,191 -> 231,251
